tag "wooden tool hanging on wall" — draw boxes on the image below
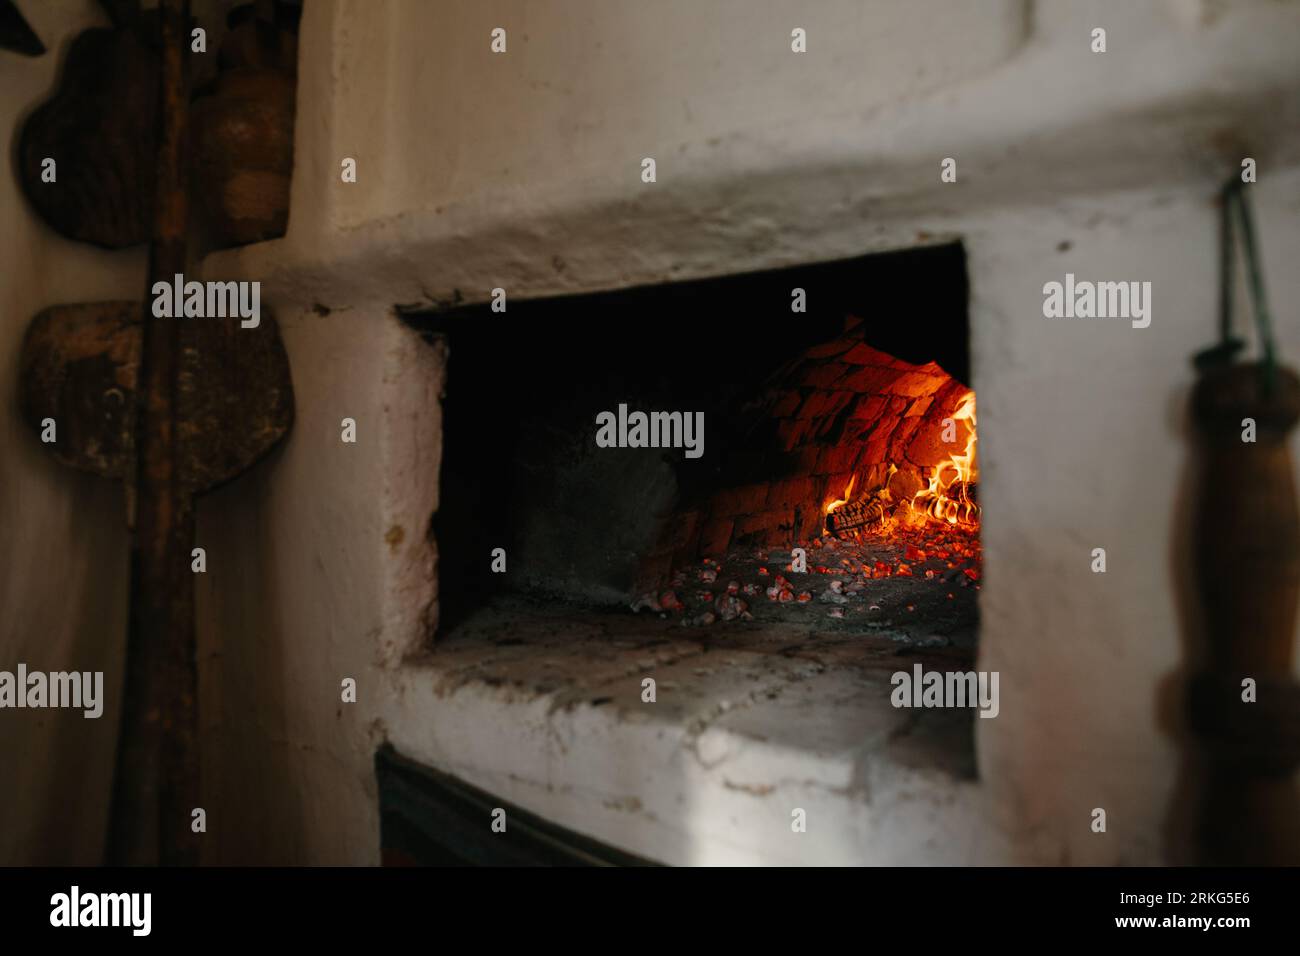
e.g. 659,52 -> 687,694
191,0 -> 299,247
17,0 -> 160,247
0,0 -> 45,55
1188,179 -> 1300,865
15,0 -> 295,865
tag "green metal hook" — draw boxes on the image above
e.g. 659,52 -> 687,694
1196,177 -> 1279,392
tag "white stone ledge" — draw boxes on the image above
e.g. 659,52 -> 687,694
377,613 -> 993,866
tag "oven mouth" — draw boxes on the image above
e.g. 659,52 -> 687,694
406,241 -> 977,652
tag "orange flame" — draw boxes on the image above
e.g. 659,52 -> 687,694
825,474 -> 857,516
909,390 -> 979,526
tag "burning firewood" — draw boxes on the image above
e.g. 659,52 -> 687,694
826,464 -> 898,537
908,391 -> 980,526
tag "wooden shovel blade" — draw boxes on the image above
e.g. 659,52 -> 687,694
0,0 -> 45,56
18,301 -> 294,493
18,26 -> 159,246
18,301 -> 138,480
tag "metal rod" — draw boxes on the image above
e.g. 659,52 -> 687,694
1219,181 -> 1234,348
1229,181 -> 1279,390
107,0 -> 198,867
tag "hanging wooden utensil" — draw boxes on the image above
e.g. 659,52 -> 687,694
0,0 -> 45,56
17,0 -> 157,247
1188,179 -> 1300,865
191,0 -> 299,248
19,296 -> 294,866
19,301 -> 294,493
14,0 -> 296,865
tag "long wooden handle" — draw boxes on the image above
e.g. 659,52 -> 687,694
106,0 -> 198,867
1190,362 -> 1300,864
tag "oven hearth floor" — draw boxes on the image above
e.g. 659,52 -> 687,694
384,590 -> 989,865
645,531 -> 980,646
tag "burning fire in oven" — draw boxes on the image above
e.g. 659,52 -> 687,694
825,390 -> 979,538
909,391 -> 978,524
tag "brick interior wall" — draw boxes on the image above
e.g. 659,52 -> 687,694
638,318 -> 973,588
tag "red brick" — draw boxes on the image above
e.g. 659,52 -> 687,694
884,395 -> 912,420
861,402 -> 905,441
805,338 -> 857,359
777,418 -> 816,451
907,415 -> 971,466
863,436 -> 891,463
848,394 -> 888,422
837,365 -> 900,394
770,390 -> 803,417
795,445 -> 824,473
797,391 -> 838,419
818,404 -> 857,444
905,381 -> 974,463
814,415 -> 841,439
888,416 -> 924,457
839,342 -> 900,366
698,518 -> 735,557
891,467 -> 924,503
767,476 -> 817,510
656,509 -> 701,550
821,472 -> 856,505
797,507 -> 826,541
801,363 -> 848,389
904,396 -> 934,418
711,483 -> 769,516
863,462 -> 891,489
935,378 -> 975,411
817,443 -> 862,475
888,371 -> 948,398
824,391 -> 854,415
735,511 -> 785,540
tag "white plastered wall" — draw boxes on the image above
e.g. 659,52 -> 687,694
0,1 -> 143,865
4,0 -> 1300,864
